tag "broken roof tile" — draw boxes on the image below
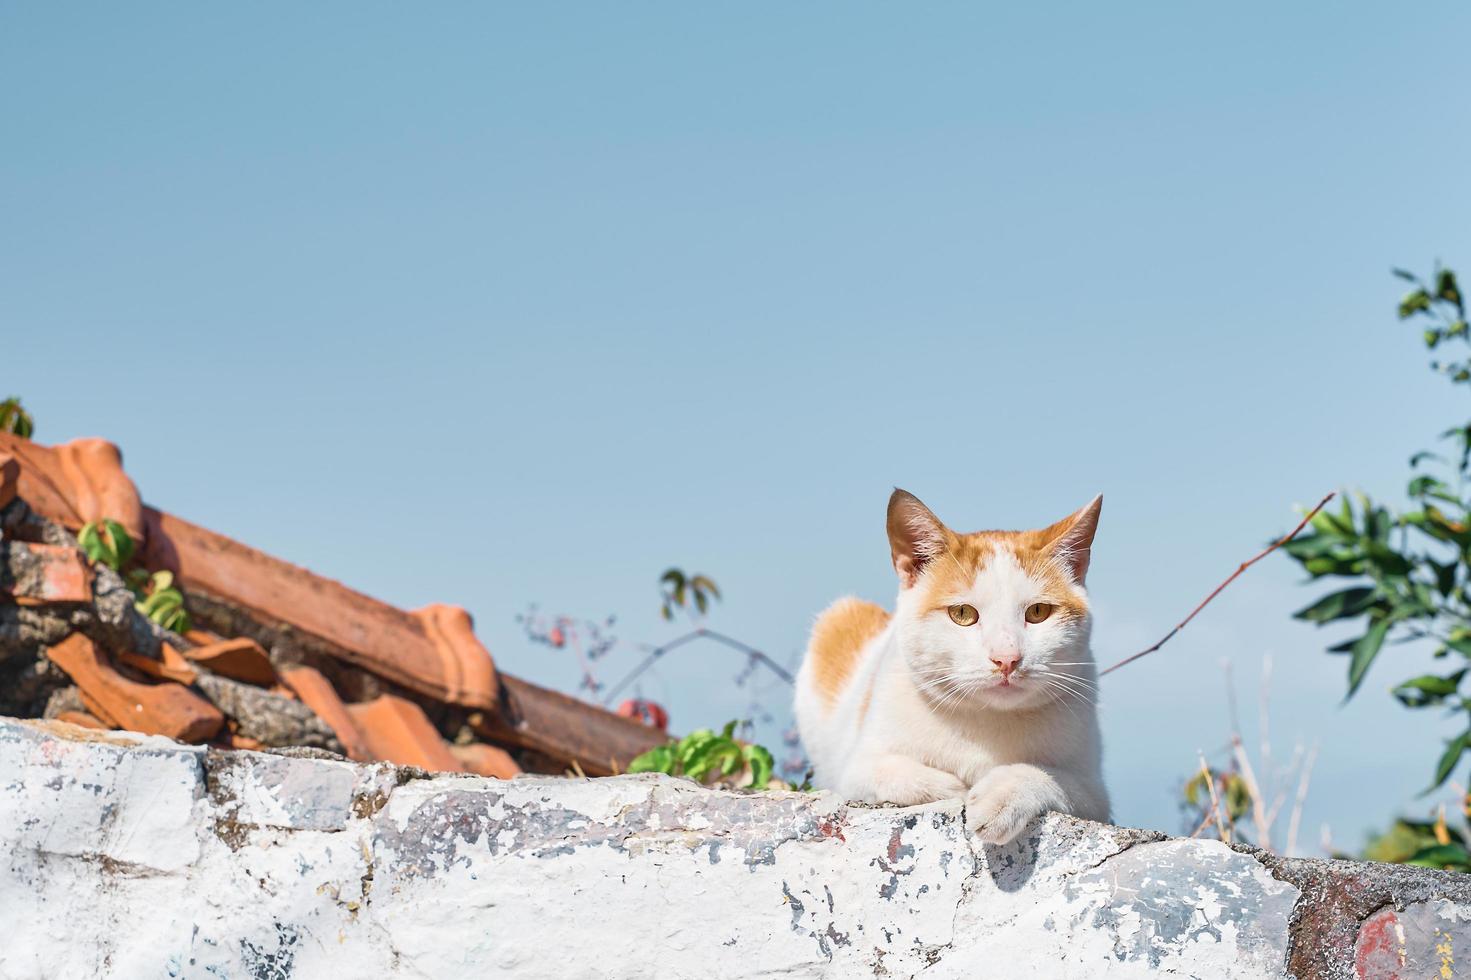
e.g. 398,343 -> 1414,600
117,643 -> 199,686
180,637 -> 277,687
1,541 -> 92,605
279,666 -> 372,762
45,633 -> 223,743
346,695 -> 465,773
449,742 -> 522,779
54,709 -> 107,730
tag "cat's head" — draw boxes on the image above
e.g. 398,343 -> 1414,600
887,488 -> 1101,713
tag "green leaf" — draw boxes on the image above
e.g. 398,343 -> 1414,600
1400,289 -> 1433,318
1293,587 -> 1376,624
1405,842 -> 1471,870
689,575 -> 721,601
0,397 -> 34,439
1436,269 -> 1463,309
1392,268 -> 1420,283
1431,731 -> 1471,790
627,744 -> 675,774
1346,617 -> 1392,698
1392,670 -> 1467,708
743,744 -> 775,788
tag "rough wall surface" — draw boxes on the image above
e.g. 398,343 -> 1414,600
2,717 -> 1468,979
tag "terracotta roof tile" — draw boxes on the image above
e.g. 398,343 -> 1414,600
346,695 -> 465,773
140,508 -> 500,711
2,541 -> 93,605
411,603 -> 498,713
279,666 -> 372,762
54,709 -> 107,730
45,633 -> 223,742
117,643 -> 199,685
449,742 -> 522,779
0,430 -> 667,774
0,452 -> 18,510
180,637 -> 277,687
0,433 -> 144,543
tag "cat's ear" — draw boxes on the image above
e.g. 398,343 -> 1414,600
887,489 -> 948,589
1043,494 -> 1102,584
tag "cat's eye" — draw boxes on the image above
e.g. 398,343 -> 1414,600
1025,602 -> 1054,624
948,603 -> 978,626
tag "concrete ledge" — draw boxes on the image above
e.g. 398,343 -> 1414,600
1,717 -> 1467,978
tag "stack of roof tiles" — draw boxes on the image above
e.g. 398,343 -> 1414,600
0,432 -> 665,776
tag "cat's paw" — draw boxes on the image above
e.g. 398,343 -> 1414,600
965,766 -> 1049,844
865,755 -> 968,805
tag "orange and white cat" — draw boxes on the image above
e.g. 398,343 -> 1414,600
794,490 -> 1109,844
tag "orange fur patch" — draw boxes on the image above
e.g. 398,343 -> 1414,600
808,597 -> 890,709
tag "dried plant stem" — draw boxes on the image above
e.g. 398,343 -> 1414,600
1200,753 -> 1231,843
1100,493 -> 1335,676
1232,735 -> 1272,853
1284,743 -> 1319,857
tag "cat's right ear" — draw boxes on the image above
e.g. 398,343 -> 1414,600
887,489 -> 948,589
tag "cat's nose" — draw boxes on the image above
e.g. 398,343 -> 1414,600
990,650 -> 1021,678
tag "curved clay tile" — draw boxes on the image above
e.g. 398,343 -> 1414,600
449,742 -> 522,779
142,508 -> 500,711
278,666 -> 372,762
0,452 -> 18,510
179,637 -> 278,687
0,433 -> 145,544
45,633 -> 223,743
346,694 -> 465,772
411,603 -> 499,713
55,438 -> 145,544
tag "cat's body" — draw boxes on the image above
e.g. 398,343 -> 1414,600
794,490 -> 1109,844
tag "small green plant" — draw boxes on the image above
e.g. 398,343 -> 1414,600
659,568 -> 720,620
132,569 -> 190,633
627,720 -> 781,790
77,519 -> 136,569
1364,807 -> 1471,872
0,397 -> 34,438
1183,765 -> 1251,829
77,519 -> 191,633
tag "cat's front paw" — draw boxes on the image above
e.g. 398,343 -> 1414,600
862,755 -> 968,805
965,766 -> 1050,844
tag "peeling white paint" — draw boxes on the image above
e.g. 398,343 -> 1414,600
1,717 -> 1467,979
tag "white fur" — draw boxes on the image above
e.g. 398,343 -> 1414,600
794,551 -> 1109,844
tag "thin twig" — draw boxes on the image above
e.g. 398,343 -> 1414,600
1200,753 -> 1231,843
1232,735 -> 1272,852
1100,493 -> 1335,676
601,627 -> 796,705
1285,742 -> 1319,857
1188,804 -> 1221,840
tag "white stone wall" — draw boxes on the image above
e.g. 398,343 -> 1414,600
1,717 -> 1467,979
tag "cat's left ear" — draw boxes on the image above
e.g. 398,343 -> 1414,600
1043,494 -> 1103,584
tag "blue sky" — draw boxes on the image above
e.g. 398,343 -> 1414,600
5,3 -> 1470,851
